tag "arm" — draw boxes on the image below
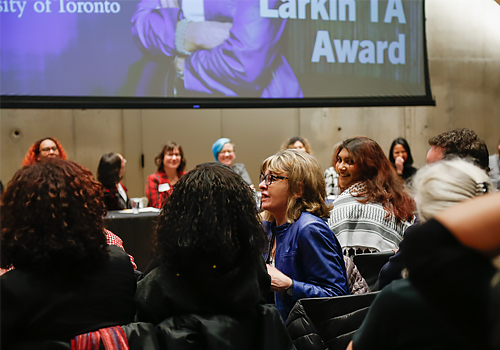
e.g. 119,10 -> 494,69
132,0 -> 232,58
182,0 -> 289,96
145,174 -> 160,209
436,190 -> 500,256
292,222 -> 349,299
131,0 -> 181,58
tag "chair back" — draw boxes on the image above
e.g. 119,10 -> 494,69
286,293 -> 379,350
352,251 -> 395,290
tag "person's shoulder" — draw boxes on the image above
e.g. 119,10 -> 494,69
296,212 -> 330,232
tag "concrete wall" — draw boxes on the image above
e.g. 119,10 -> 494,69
2,0 -> 499,198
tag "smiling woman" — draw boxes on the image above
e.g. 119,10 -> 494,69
328,136 -> 415,256
145,142 -> 186,209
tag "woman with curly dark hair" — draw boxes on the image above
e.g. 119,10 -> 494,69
1,159 -> 136,349
135,163 -> 293,349
22,136 -> 68,166
97,152 -> 131,210
145,141 -> 186,208
328,136 -> 415,257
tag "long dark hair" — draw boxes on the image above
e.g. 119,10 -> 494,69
154,142 -> 186,173
335,137 -> 414,222
154,163 -> 266,275
97,153 -> 122,188
1,159 -> 108,277
388,137 -> 414,167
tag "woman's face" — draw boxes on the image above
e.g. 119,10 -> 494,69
392,144 -> 408,162
163,147 -> 182,171
336,148 -> 362,189
118,154 -> 126,178
217,143 -> 235,166
259,170 -> 290,219
290,140 -> 306,152
38,139 -> 60,161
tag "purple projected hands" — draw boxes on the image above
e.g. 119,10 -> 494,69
184,21 -> 232,52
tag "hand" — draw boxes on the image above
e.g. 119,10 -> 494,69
395,156 -> 405,175
184,21 -> 232,52
160,0 -> 179,8
174,56 -> 185,73
266,264 -> 293,294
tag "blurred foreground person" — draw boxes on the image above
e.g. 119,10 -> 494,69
1,159 -> 136,349
350,159 -> 493,350
135,163 -> 293,350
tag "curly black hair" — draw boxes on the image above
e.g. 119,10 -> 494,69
154,163 -> 266,275
1,159 -> 109,278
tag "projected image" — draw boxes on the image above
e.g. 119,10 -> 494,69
0,0 -> 432,107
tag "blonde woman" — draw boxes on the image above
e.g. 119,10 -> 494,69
259,149 -> 348,320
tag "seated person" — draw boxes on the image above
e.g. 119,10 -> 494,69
281,136 -> 313,154
212,137 -> 253,186
388,137 -> 418,182
489,138 -> 500,190
97,152 -> 131,210
1,159 -> 136,349
135,163 -> 293,349
145,142 -> 186,208
378,158 -> 492,289
260,149 -> 349,321
22,137 -> 67,166
328,137 -> 415,256
324,142 -> 341,198
348,160 -> 494,350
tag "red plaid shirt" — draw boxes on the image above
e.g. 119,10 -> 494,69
0,229 -> 136,276
145,170 -> 186,208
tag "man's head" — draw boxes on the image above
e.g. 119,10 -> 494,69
426,128 -> 489,171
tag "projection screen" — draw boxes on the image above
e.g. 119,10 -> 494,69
0,0 -> 434,108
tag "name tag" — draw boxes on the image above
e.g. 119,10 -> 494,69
158,183 -> 171,192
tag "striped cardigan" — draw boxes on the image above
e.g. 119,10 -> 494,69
328,182 -> 414,256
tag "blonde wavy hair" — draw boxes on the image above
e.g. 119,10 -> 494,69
260,149 -> 331,223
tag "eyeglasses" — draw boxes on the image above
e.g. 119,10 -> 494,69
165,153 -> 181,158
219,150 -> 234,155
40,146 -> 58,153
259,173 -> 289,186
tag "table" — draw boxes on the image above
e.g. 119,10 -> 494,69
104,209 -> 160,271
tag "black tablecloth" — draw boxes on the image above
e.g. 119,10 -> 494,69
104,210 -> 159,271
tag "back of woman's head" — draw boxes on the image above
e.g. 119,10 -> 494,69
412,159 -> 492,222
336,136 -> 414,222
261,149 -> 330,222
155,163 -> 266,274
1,159 -> 108,277
97,153 -> 121,188
388,137 -> 414,166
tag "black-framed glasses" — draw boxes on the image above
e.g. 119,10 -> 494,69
259,173 -> 289,186
40,146 -> 58,153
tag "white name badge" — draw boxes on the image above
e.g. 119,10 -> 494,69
158,183 -> 171,192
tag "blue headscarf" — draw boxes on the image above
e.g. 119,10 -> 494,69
212,138 -> 231,161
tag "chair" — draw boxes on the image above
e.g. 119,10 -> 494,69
352,251 -> 395,291
286,292 -> 379,350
